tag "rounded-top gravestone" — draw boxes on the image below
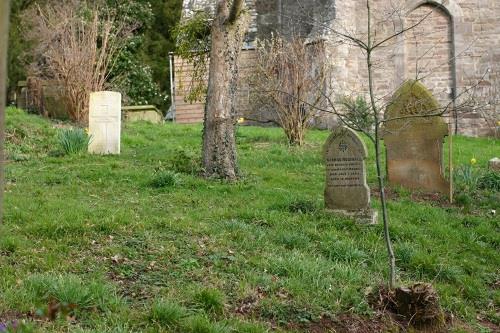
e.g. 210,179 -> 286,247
324,127 -> 375,223
383,80 -> 449,195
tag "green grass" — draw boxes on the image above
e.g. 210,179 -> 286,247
1,107 -> 499,332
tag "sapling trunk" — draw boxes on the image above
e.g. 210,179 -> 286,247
366,0 -> 396,289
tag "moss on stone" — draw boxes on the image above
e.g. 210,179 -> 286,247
385,80 -> 445,131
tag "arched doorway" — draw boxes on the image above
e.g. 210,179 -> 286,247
405,4 -> 454,108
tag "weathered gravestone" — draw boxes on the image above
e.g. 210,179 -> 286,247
383,80 -> 449,195
324,126 -> 377,224
489,157 -> 500,172
88,91 -> 121,154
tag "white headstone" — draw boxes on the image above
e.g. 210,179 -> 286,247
88,91 -> 121,154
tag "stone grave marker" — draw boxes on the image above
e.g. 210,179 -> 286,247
489,157 -> 500,172
88,91 -> 121,155
122,105 -> 163,124
324,126 -> 376,224
383,80 -> 449,194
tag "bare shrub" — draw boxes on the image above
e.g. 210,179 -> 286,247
25,1 -> 137,124
252,35 -> 329,146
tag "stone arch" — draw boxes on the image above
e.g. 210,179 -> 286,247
405,0 -> 463,19
404,3 -> 454,106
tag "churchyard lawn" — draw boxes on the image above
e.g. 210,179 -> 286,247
1,107 -> 498,332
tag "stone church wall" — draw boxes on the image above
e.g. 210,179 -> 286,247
176,0 -> 500,136
332,0 -> 500,136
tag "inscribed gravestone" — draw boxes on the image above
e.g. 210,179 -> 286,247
383,80 -> 449,194
88,91 -> 121,155
324,127 -> 376,223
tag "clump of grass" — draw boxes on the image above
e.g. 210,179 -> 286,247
275,231 -> 310,250
149,299 -> 187,329
193,288 -> 225,315
169,147 -> 201,174
231,321 -> 267,333
23,274 -> 122,319
150,170 -> 182,188
0,234 -> 21,255
287,199 -> 317,213
320,239 -> 367,263
453,164 -> 499,212
57,128 -> 91,155
478,171 -> 500,191
182,315 -> 221,333
0,320 -> 35,333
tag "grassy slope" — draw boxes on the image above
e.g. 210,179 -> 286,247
0,107 -> 499,332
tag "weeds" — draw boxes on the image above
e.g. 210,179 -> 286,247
193,289 -> 225,315
150,299 -> 187,329
454,164 -> 499,211
24,274 -> 122,320
169,147 -> 201,174
478,171 -> 500,191
150,170 -> 182,188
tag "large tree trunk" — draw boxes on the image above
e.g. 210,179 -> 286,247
202,0 -> 249,180
0,0 -> 10,224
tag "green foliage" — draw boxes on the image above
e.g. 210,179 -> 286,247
193,289 -> 225,315
103,1 -> 165,108
478,171 -> 500,191
454,164 -> 499,212
338,96 -> 374,134
113,48 -> 166,107
150,170 -> 182,188
7,0 -> 37,94
173,11 -> 212,57
9,0 -> 183,112
140,0 -> 183,108
57,128 -> 91,155
168,147 -> 202,174
454,165 -> 480,191
104,0 -> 154,30
173,11 -> 212,102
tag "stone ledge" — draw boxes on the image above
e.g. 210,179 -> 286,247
326,208 -> 378,225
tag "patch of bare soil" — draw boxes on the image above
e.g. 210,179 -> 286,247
288,313 -> 396,333
0,310 -> 27,322
371,186 -> 452,207
477,319 -> 500,333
